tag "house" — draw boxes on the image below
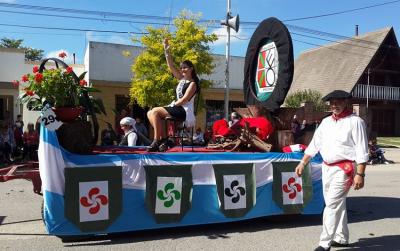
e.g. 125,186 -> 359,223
290,27 -> 400,136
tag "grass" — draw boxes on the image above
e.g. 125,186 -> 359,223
377,137 -> 400,148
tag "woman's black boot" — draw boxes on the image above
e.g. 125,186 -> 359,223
147,140 -> 160,152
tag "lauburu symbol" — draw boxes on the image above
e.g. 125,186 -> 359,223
224,180 -> 246,203
157,183 -> 181,208
80,187 -> 109,214
282,177 -> 302,199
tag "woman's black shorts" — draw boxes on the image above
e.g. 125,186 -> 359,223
164,105 -> 186,120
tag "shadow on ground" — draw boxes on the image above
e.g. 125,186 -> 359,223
347,196 -> 400,223
58,197 -> 398,247
337,235 -> 400,251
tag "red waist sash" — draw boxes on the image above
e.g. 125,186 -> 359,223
323,160 -> 354,187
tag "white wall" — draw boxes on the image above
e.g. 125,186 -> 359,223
204,55 -> 244,89
0,48 -> 26,82
87,41 -> 143,83
85,41 -> 245,89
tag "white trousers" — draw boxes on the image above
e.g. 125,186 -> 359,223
319,163 -> 352,249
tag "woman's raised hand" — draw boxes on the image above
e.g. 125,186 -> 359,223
163,38 -> 170,52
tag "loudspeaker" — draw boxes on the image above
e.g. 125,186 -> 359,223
221,14 -> 240,32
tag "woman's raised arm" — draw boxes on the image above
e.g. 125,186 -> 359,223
164,38 -> 182,80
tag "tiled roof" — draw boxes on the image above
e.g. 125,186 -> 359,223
289,27 -> 393,96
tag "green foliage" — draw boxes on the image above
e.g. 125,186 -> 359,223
0,37 -> 44,61
284,89 -> 327,111
130,11 -> 217,108
17,65 -> 102,114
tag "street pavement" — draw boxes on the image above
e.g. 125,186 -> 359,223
1,149 -> 399,251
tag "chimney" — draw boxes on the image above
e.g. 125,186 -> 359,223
73,53 -> 76,64
355,25 -> 359,36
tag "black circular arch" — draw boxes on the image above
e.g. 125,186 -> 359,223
243,17 -> 294,112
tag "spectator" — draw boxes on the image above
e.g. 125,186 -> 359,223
229,112 -> 240,127
14,114 -> 24,149
135,117 -> 150,146
291,114 -> 301,140
193,127 -> 205,146
22,123 -> 39,160
0,124 -> 13,163
101,122 -> 118,146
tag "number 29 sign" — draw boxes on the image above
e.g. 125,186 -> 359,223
41,106 -> 63,131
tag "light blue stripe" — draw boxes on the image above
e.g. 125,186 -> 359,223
44,181 -> 323,236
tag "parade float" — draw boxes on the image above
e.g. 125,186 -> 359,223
1,17 -> 324,238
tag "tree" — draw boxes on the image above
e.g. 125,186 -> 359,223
284,89 -> 327,111
0,37 -> 44,61
129,11 -> 218,108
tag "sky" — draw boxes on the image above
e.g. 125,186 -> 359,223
1,0 -> 400,64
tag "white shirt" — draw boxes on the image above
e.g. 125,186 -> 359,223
305,114 -> 369,164
125,129 -> 138,147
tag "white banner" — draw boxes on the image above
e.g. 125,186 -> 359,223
281,172 -> 303,205
155,177 -> 182,214
79,181 -> 109,222
223,175 -> 246,210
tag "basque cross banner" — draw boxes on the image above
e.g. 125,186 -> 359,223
144,165 -> 193,224
272,161 -> 313,214
213,163 -> 256,218
64,166 -> 122,232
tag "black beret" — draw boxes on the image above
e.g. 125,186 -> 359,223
322,90 -> 352,102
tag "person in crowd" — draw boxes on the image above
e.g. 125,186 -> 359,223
228,112 -> 240,127
291,114 -> 301,141
368,139 -> 392,165
295,90 -> 369,251
0,124 -> 13,163
119,117 -> 137,147
204,126 -> 212,144
116,108 -> 129,140
135,117 -> 150,146
22,123 -> 39,160
14,114 -> 24,149
193,127 -> 205,146
146,37 -> 199,152
101,122 -> 118,146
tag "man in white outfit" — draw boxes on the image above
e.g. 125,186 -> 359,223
295,90 -> 369,251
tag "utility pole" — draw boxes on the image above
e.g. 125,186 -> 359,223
224,0 -> 231,121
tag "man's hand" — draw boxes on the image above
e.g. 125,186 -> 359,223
353,175 -> 365,190
295,163 -> 305,177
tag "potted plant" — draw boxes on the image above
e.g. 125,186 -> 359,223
15,53 -> 105,153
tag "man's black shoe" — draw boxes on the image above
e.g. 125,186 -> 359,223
331,240 -> 349,247
314,246 -> 330,251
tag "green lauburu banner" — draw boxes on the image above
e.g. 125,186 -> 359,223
213,163 -> 256,218
272,161 -> 313,214
64,166 -> 122,232
144,165 -> 193,224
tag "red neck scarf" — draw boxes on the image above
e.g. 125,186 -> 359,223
332,109 -> 352,121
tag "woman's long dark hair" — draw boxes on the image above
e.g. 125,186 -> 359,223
181,60 -> 199,84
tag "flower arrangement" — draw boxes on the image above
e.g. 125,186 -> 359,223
16,54 -> 94,110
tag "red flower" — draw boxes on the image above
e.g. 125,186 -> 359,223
58,51 -> 67,58
79,79 -> 87,86
66,67 -> 73,74
12,80 -> 20,87
32,66 -> 39,73
34,73 -> 43,83
26,90 -> 34,96
21,75 -> 29,82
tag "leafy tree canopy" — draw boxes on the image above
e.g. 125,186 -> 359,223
129,11 -> 218,108
284,89 -> 327,111
0,37 -> 44,61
